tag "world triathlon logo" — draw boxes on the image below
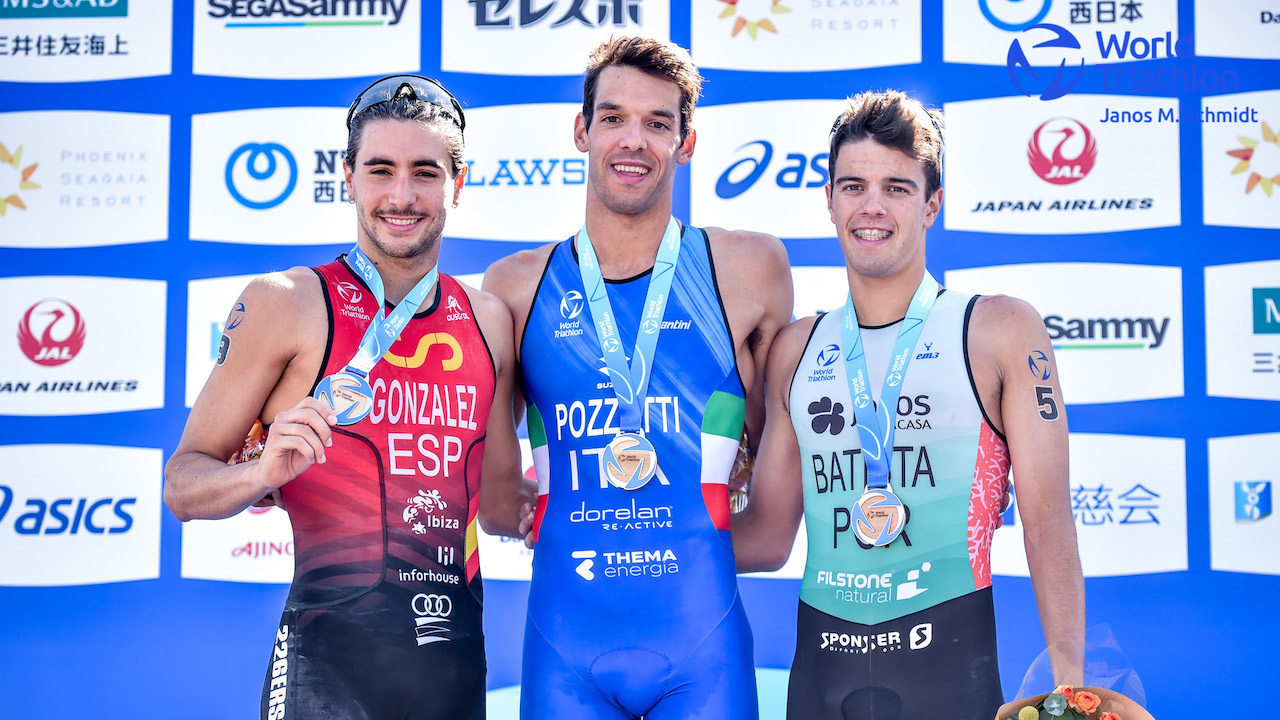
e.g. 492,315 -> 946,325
225,142 -> 297,210
1226,120 -> 1279,197
1028,118 -> 1097,185
816,343 -> 841,367
1,142 -> 40,217
1006,22 -> 1086,101
1028,349 -> 1052,380
716,0 -> 791,39
335,281 -> 364,304
560,290 -> 584,320
17,299 -> 86,367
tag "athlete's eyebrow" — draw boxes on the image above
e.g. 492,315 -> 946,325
832,174 -> 920,189
595,101 -> 678,123
362,156 -> 446,170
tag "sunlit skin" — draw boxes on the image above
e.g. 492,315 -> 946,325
344,118 -> 466,296
574,65 -> 695,230
827,139 -> 943,322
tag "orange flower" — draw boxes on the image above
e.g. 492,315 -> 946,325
1071,691 -> 1101,714
1056,685 -> 1075,700
1098,713 -> 1123,720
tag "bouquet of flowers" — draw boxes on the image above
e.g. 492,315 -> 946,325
1009,685 -> 1122,720
996,625 -> 1155,720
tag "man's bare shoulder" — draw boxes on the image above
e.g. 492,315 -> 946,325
240,267 -> 326,323
969,293 -> 1051,359
484,244 -> 558,287
482,243 -> 558,305
703,226 -> 792,318
703,227 -> 790,274
971,294 -> 1046,337
775,314 -> 820,362
454,276 -> 504,312
455,279 -> 514,332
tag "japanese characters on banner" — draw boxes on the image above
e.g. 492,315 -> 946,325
989,433 -> 1188,578
0,2 -> 171,82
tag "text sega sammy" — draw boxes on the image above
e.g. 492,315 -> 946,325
207,0 -> 409,25
368,378 -> 480,479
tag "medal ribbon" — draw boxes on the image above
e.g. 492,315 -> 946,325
840,271 -> 939,490
340,243 -> 438,379
576,216 -> 682,433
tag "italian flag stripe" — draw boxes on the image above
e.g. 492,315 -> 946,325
527,403 -> 547,449
701,390 -> 745,440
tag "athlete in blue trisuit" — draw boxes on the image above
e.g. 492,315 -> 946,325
731,91 -> 1085,720
483,37 -> 794,719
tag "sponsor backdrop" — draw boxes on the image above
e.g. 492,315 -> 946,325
1,0 -> 1276,717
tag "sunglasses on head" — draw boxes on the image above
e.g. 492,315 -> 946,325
347,75 -> 466,133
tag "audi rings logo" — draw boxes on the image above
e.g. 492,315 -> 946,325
413,593 -> 453,617
225,142 -> 298,210
560,290 -> 584,320
411,593 -> 453,646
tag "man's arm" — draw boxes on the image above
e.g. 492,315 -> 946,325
164,269 -> 333,522
705,229 -> 794,449
731,317 -> 811,572
977,294 -> 1085,686
482,244 -> 557,544
469,283 -> 537,538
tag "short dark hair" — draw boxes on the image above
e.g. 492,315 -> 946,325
345,99 -> 465,178
828,90 -> 944,199
582,35 -> 702,141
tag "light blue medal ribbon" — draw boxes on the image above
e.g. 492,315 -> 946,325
314,244 -> 438,425
576,216 -> 682,490
840,271 -> 939,546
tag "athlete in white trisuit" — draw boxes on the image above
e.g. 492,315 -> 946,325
732,90 -> 1085,720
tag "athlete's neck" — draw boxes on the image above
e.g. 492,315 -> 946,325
582,199 -> 674,280
847,266 -> 935,326
354,239 -> 440,306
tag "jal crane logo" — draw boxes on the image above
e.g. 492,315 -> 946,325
18,299 -> 86,367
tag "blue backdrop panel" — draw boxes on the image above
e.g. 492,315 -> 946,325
1,1 -> 1277,719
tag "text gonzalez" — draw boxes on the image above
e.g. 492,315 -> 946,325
368,379 -> 479,479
